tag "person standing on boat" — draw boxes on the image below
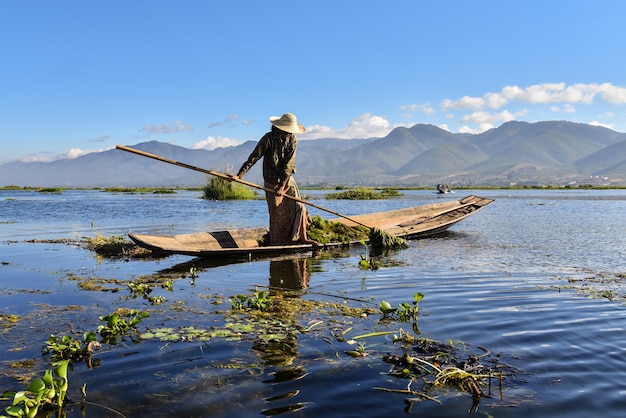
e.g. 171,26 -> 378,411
232,113 -> 319,246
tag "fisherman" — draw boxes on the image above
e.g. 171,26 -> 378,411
232,113 -> 319,246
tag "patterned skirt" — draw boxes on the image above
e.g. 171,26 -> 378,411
264,177 -> 311,246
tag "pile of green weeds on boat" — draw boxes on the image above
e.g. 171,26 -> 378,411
306,215 -> 370,244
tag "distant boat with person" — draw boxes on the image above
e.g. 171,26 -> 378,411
437,183 -> 453,194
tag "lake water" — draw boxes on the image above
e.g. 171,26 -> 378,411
1,188 -> 625,417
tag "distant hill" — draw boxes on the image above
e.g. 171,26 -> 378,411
1,120 -> 625,187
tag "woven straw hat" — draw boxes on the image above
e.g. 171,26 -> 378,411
269,113 -> 306,134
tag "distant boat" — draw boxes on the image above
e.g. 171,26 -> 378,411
437,183 -> 453,194
128,195 -> 494,259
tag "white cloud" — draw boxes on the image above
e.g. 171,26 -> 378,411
441,96 -> 485,111
20,154 -> 55,163
441,82 -> 626,111
549,103 -> 576,113
142,120 -> 193,134
21,147 -> 111,162
66,148 -> 92,159
458,123 -> 495,134
64,147 -> 113,159
588,120 -> 614,130
400,102 -> 436,116
598,83 -> 626,104
437,82 -> 626,134
563,104 -> 576,113
192,136 -> 241,150
301,113 -> 409,140
208,114 -> 240,129
459,109 -> 527,132
88,135 -> 110,143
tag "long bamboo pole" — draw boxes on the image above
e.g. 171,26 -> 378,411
115,145 -> 371,228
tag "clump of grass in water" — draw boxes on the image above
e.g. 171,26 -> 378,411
37,187 -> 63,193
83,233 -> 151,258
202,171 -> 257,200
326,187 -> 403,200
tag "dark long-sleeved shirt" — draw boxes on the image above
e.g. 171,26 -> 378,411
237,130 -> 297,186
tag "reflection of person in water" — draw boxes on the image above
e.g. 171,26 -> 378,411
253,258 -> 311,367
269,258 -> 310,290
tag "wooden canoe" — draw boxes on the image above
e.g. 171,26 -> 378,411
129,195 -> 494,258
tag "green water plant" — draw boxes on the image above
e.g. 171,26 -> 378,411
230,290 -> 273,311
148,295 -> 165,305
380,292 -> 424,321
126,280 -> 171,304
97,309 -> 149,343
358,239 -> 379,270
43,332 -> 99,362
1,360 -> 70,418
202,172 -> 257,200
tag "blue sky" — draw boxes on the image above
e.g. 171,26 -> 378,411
2,0 -> 626,164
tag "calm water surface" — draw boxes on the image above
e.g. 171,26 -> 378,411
1,189 -> 625,417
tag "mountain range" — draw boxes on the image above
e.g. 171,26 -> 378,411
2,120 -> 626,188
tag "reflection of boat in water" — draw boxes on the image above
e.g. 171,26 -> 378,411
129,195 -> 494,259
437,183 -> 453,194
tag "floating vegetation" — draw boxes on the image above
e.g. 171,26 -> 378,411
202,172 -> 257,200
66,273 -> 126,292
230,290 -> 273,311
0,263 -> 521,417
97,309 -> 149,344
25,234 -> 155,260
551,271 -> 626,303
0,314 -> 22,332
379,338 -> 511,413
140,291 -> 377,346
127,279 -> 172,304
379,292 -> 424,321
1,360 -> 71,418
82,233 -> 152,258
37,187 -> 63,193
326,187 -> 403,200
43,333 -> 100,363
102,186 -> 175,194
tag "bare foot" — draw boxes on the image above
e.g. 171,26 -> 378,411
300,238 -> 321,247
